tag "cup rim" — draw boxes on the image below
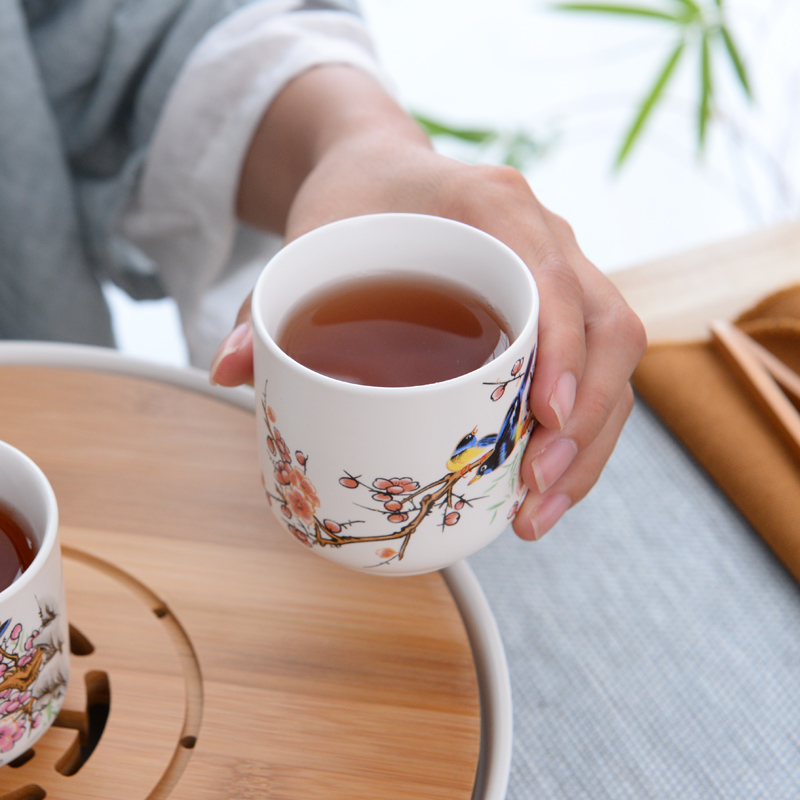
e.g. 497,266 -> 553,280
251,212 -> 539,395
0,440 -> 60,603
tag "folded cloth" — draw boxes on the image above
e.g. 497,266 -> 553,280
632,283 -> 800,584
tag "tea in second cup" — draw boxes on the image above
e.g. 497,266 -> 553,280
252,213 -> 538,575
0,441 -> 69,767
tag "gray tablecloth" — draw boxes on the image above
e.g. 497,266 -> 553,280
469,397 -> 800,799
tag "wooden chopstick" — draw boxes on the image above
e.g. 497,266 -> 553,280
732,331 -> 800,404
710,318 -> 800,465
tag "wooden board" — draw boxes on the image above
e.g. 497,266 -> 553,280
611,217 -> 800,341
0,365 -> 480,799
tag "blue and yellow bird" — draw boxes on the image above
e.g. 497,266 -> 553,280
466,354 -> 535,484
446,428 -> 497,474
468,394 -> 531,484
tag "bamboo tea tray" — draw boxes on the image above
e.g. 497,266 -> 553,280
0,344 -> 511,800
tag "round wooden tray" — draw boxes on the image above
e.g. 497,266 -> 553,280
0,344 -> 511,800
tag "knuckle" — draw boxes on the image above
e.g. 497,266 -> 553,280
581,383 -> 617,432
535,243 -> 582,290
479,163 -> 531,193
621,383 -> 636,418
546,210 -> 576,241
536,248 -> 586,323
595,293 -> 648,363
624,309 -> 648,361
449,164 -> 533,214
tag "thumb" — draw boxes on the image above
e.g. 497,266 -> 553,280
209,295 -> 255,387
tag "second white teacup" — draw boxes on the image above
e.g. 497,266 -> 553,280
0,441 -> 69,767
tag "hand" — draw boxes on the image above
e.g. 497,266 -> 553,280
209,66 -> 647,540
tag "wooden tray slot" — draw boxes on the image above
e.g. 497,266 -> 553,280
54,670 -> 110,777
0,364 -> 481,799
0,549 -> 202,799
0,785 -> 45,800
67,625 -> 94,657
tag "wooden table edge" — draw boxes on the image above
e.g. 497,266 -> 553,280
610,216 -> 800,342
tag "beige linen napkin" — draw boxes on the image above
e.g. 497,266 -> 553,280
632,284 -> 800,584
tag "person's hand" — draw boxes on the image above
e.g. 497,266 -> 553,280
209,66 -> 647,540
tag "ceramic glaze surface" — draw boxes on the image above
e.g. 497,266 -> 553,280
0,442 -> 69,767
253,214 -> 539,574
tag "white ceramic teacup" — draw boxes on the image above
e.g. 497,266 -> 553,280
252,213 -> 539,575
0,441 -> 69,766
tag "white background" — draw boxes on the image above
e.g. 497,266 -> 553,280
107,0 -> 800,365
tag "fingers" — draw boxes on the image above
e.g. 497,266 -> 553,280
208,155 -> 647,544
209,294 -> 255,387
513,383 -> 636,541
523,237 -> 587,432
451,166 -> 591,434
490,196 -> 646,541
510,275 -> 645,540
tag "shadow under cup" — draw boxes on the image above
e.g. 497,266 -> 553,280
0,441 -> 69,767
252,213 -> 539,575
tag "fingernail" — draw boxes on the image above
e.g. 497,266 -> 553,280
209,322 -> 250,385
549,372 -> 577,429
531,438 -> 578,493
531,493 -> 572,540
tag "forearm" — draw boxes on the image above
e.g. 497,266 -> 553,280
235,64 -> 430,234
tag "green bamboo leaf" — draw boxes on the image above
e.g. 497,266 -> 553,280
413,113 -> 498,144
668,0 -> 701,15
719,25 -> 753,99
615,38 -> 686,168
698,31 -> 713,148
551,3 -> 683,22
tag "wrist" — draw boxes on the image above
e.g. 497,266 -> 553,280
236,65 -> 428,233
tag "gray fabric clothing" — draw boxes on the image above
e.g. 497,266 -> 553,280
0,0 -> 359,345
470,397 -> 800,798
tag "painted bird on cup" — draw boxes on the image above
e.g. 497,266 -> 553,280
446,354 -> 535,483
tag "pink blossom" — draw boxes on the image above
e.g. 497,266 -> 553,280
275,462 -> 293,486
372,477 -> 419,495
9,624 -> 21,641
288,525 -> 312,547
286,487 -> 317,525
0,718 -> 24,752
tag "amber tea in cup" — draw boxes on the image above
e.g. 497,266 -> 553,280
0,440 -> 70,767
277,273 -> 512,387
0,501 -> 38,592
252,213 -> 539,575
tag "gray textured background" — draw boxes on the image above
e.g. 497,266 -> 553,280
470,397 -> 800,799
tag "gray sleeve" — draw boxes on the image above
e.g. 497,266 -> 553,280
0,0 -> 364,344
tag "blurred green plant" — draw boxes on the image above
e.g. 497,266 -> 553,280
413,113 -> 549,172
552,0 -> 752,168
